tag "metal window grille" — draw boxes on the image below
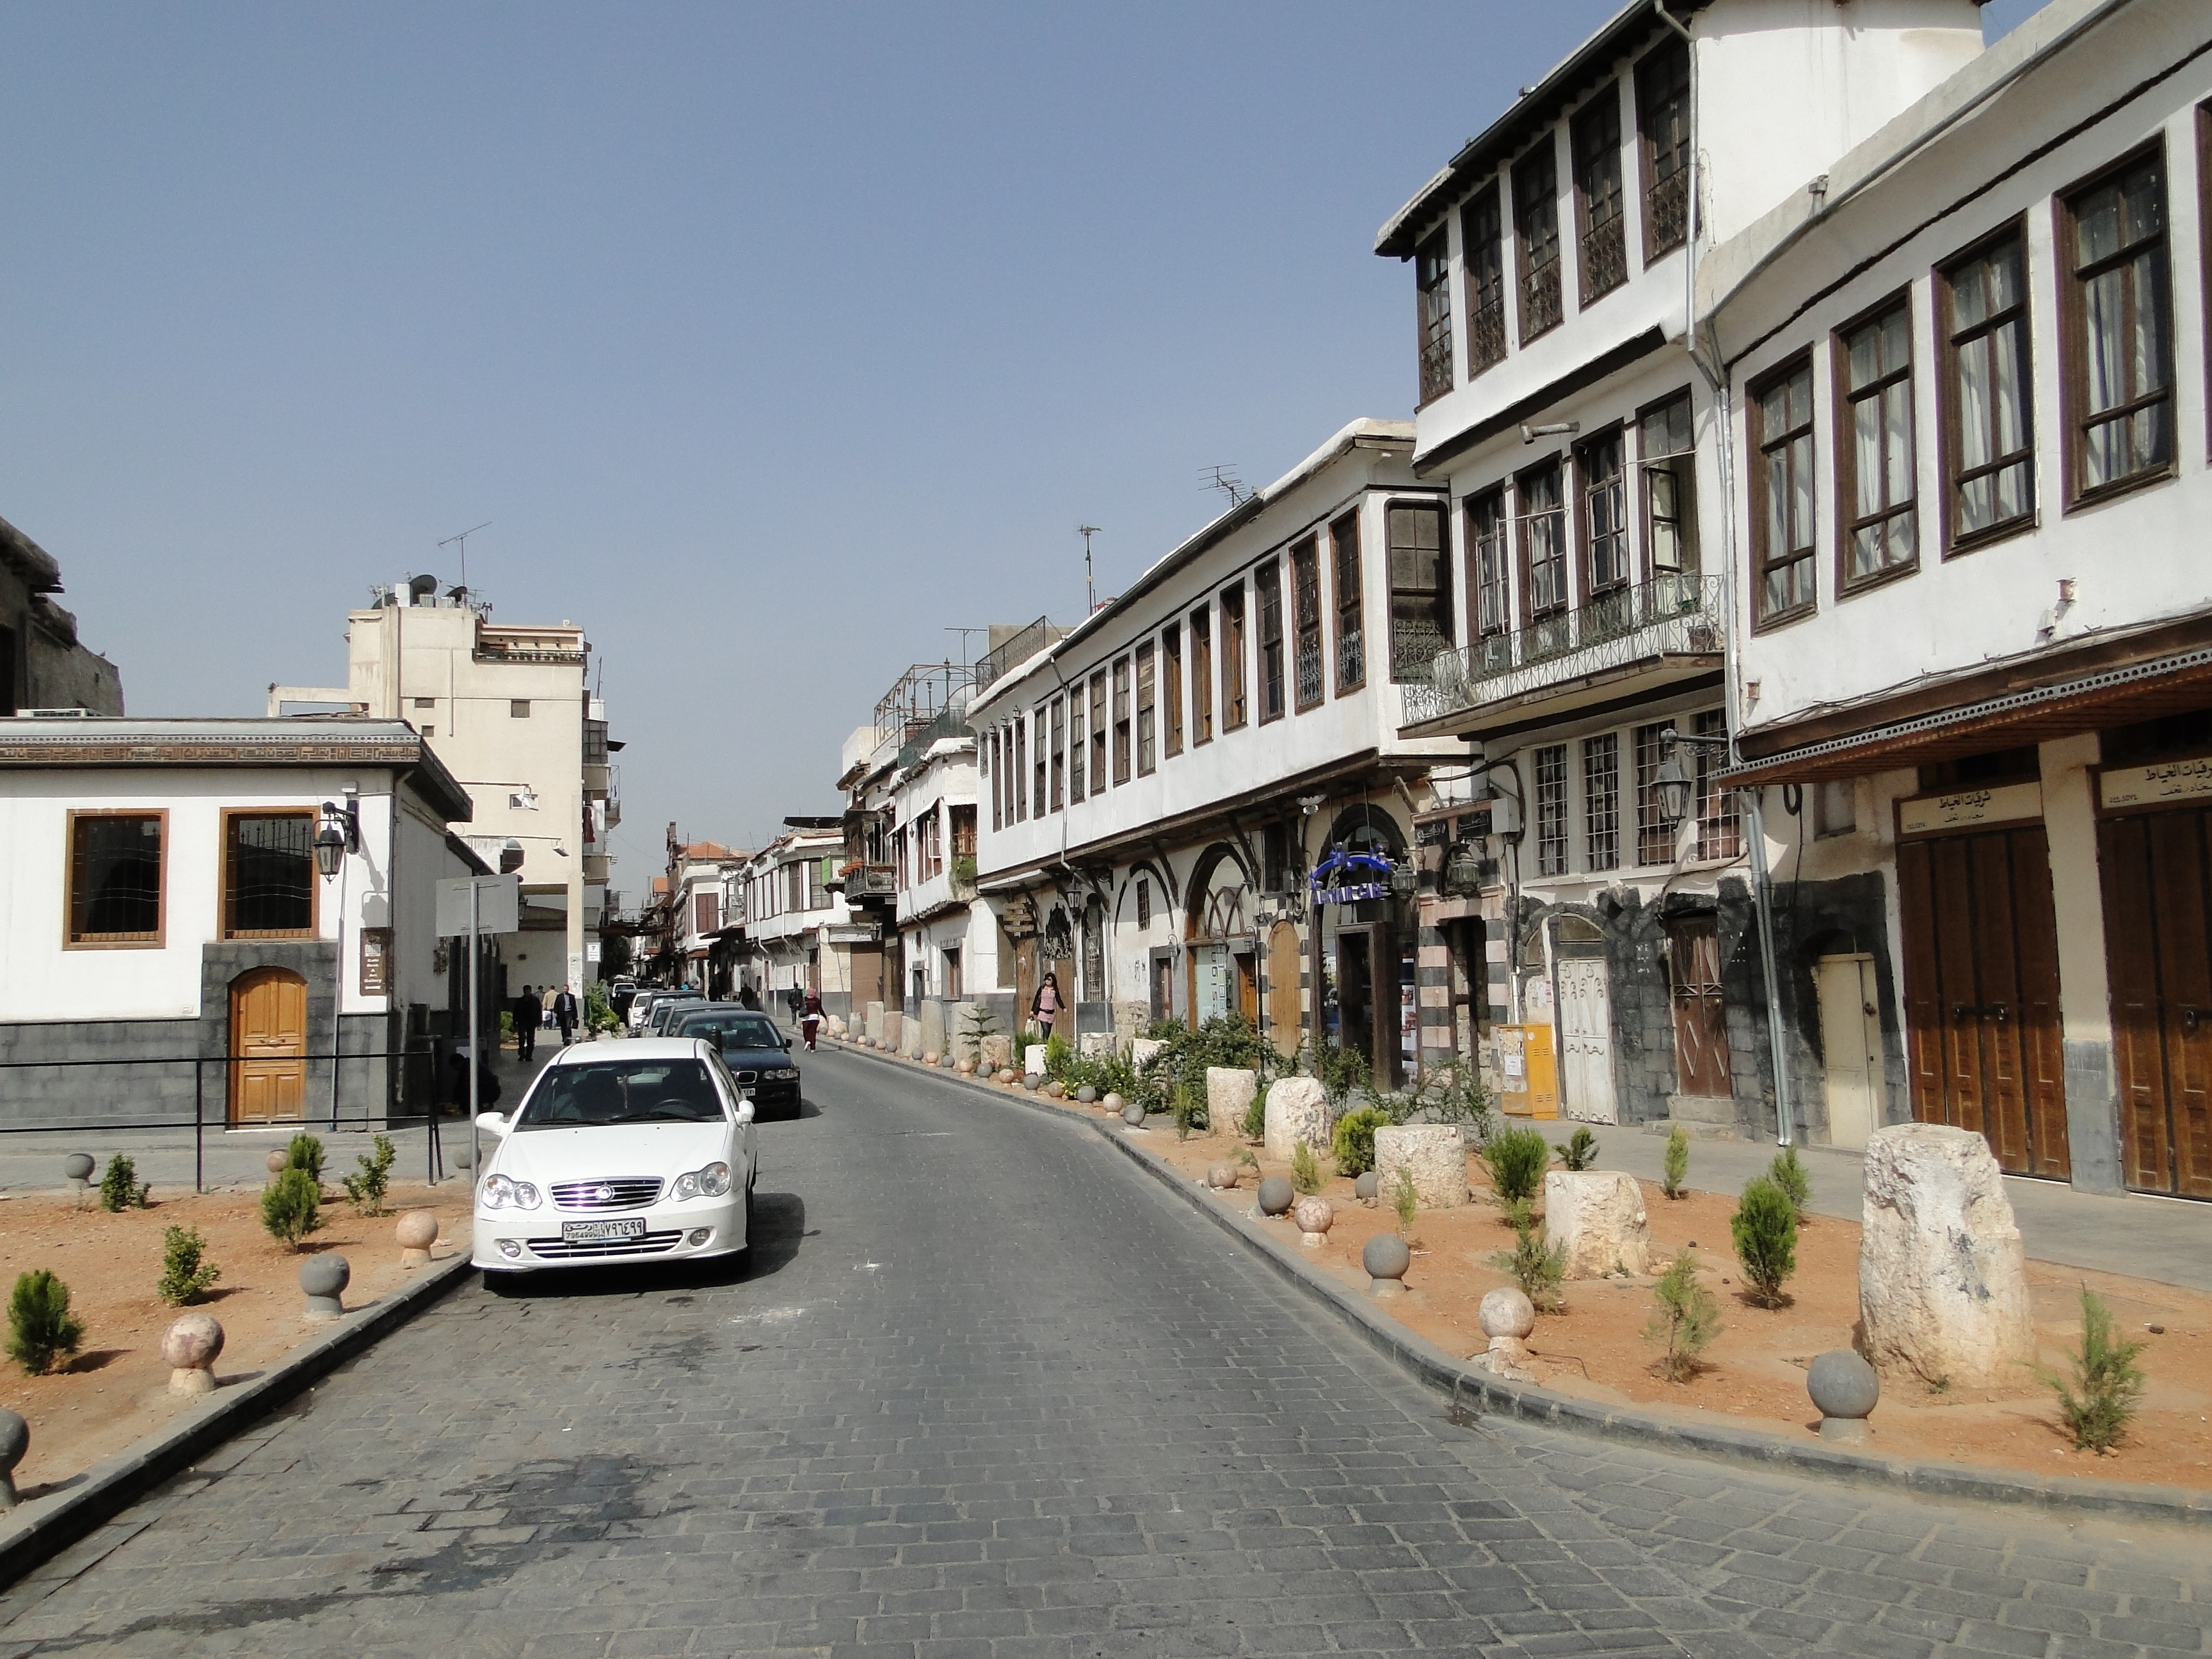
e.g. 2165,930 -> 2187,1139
1634,722 -> 1672,866
1575,94 -> 1626,303
1330,515 -> 1364,691
224,813 -> 314,938
1583,734 -> 1619,872
69,814 -> 162,942
1695,709 -> 1742,860
1256,561 -> 1285,721
1387,503 -> 1451,682
1292,539 -> 1323,709
1638,38 -> 1690,259
1515,146 -> 1563,341
1534,744 -> 1569,877
1416,230 -> 1454,403
1135,644 -> 1157,773
1462,187 -> 1506,374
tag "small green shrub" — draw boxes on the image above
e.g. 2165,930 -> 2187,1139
497,1009 -> 516,1041
2042,1288 -> 2146,1454
1290,1141 -> 1324,1195
157,1225 -> 221,1306
1480,1126 -> 1550,1208
1391,1166 -> 1418,1234
1558,1126 -> 1599,1171
1240,1087 -> 1267,1142
1330,1105 -> 1394,1176
1502,1195 -> 1533,1232
6,1270 -> 84,1375
1731,1177 -> 1799,1308
98,1155 -> 149,1212
1644,1251 -> 1720,1381
342,1134 -> 399,1214
1043,1033 -> 1073,1080
261,1167 -> 322,1249
1768,1146 -> 1811,1221
1662,1125 -> 1690,1199
285,1133 -> 326,1184
1490,1221 -> 1566,1312
1134,1015 -> 1291,1118
1171,1084 -> 1206,1141
1299,1036 -> 1372,1105
1397,1061 -> 1494,1137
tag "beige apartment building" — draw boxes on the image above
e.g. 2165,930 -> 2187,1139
269,576 -> 619,999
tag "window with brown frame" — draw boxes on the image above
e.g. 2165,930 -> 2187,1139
1135,641 -> 1157,773
1636,37 -> 1690,261
1633,722 -> 1672,865
67,811 -> 164,946
1050,696 -> 1066,811
1514,141 -> 1563,342
1014,719 -> 1027,822
1835,296 -> 1919,588
1516,460 -> 1567,632
1330,512 -> 1364,693
223,811 -> 316,940
988,730 -> 1002,832
1583,735 -> 1619,872
1089,669 -> 1108,783
1291,538 -> 1323,711
1573,90 -> 1626,305
1639,392 -> 1697,574
1578,428 -> 1629,593
1462,186 -> 1506,374
1468,488 -> 1509,641
1416,230 -> 1453,405
1162,623 -> 1183,757
1694,709 -> 1742,859
1534,744 -> 1569,876
1221,585 -> 1248,730
1256,559 -> 1286,722
1032,710 -> 1046,817
1939,225 -> 2035,549
1068,693 -> 1086,801
1750,357 -> 1817,625
950,804 -> 976,860
1189,607 -> 1213,742
1386,502 -> 1452,682
1112,656 -> 1132,782
2062,147 -> 2174,501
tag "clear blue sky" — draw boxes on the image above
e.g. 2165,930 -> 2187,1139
0,1 -> 2036,885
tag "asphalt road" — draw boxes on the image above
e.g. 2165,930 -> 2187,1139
0,1048 -> 2202,1658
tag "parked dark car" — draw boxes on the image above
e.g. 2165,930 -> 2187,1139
668,1004 -> 803,1118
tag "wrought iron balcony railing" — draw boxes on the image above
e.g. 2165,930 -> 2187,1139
1402,574 -> 1724,728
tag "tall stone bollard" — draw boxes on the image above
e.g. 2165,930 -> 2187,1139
1374,1125 -> 1467,1208
1206,1068 -> 1259,1135
301,1253 -> 351,1322
0,1411 -> 26,1509
396,1210 -> 440,1268
1543,1170 -> 1651,1277
1859,1124 -> 2034,1390
1262,1077 -> 1330,1164
162,1311 -> 225,1396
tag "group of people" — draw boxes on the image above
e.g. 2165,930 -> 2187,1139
510,983 -> 581,1062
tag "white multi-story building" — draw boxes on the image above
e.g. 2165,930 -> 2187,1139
1384,0 -> 1991,1135
889,727 -> 988,1013
736,824 -> 853,1014
1704,0 -> 2212,1197
970,421 -> 1465,1084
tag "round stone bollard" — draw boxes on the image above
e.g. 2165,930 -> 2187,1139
265,1149 -> 289,1176
161,1311 -> 225,1397
1045,1080 -> 1065,1098
1102,1092 -> 1125,1116
1075,1086 -> 1098,1104
64,1153 -> 95,1205
1121,1098 -> 1147,1128
1807,1350 -> 1881,1441
923,1050 -> 940,1067
448,1135 -> 474,1171
1255,1176 -> 1295,1217
300,1253 -> 351,1321
1363,1233 -> 1411,1297
1354,1170 -> 1379,1204
0,1410 -> 27,1509
1206,1161 -> 1240,1190
396,1210 -> 440,1268
1292,1195 -> 1334,1247
1478,1286 -> 1535,1364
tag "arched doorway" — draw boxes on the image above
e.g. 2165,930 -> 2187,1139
1185,847 -> 1256,1027
230,966 -> 308,1125
1315,806 -> 1410,1087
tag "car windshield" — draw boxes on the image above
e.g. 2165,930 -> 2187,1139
677,1015 -> 782,1050
514,1059 -> 727,1130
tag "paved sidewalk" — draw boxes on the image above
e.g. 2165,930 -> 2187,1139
1524,1116 -> 2212,1294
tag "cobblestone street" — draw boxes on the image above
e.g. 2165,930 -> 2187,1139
0,1050 -> 2201,1658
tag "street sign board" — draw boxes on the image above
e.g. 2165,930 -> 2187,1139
437,874 -> 520,936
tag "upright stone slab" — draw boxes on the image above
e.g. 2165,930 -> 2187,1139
879,1011 -> 901,1052
918,999 -> 947,1061
900,1014 -> 924,1059
978,1034 -> 1012,1073
865,1002 -> 885,1046
1262,1076 -> 1330,1164
1078,1031 -> 1111,1059
1206,1068 -> 1259,1134
1859,1123 -> 2035,1390
1374,1125 -> 1467,1208
1543,1169 -> 1651,1278
1131,1038 -> 1166,1077
1023,1043 -> 1047,1077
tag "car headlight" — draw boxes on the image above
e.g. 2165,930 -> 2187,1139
771,1066 -> 800,1080
480,1173 -> 542,1210
673,1161 -> 732,1201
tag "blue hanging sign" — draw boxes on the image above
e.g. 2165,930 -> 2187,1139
1308,845 -> 1393,907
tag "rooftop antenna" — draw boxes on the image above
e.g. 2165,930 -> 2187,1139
438,521 -> 492,595
1077,524 -> 1102,613
1202,466 -> 1251,508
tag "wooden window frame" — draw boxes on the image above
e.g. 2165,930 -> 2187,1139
1571,86 -> 1626,308
1514,457 -> 1568,627
1050,696 -> 1066,812
1635,36 -> 1691,263
1936,218 -> 2037,556
220,807 -> 321,942
1088,669 -> 1108,783
1329,511 -> 1365,695
65,808 -> 167,950
1636,389 -> 1698,577
1189,607 -> 1214,743
1221,584 -> 1248,731
1032,708 -> 1047,817
1068,694 -> 1086,802
1462,185 -> 1507,375
1112,655 -> 1134,782
1135,642 -> 1157,774
1014,721 -> 1027,822
1162,622 -> 1184,757
1291,537 -> 1324,712
988,730 -> 1002,832
1747,353 -> 1819,630
2057,139 -> 2177,508
1467,487 -> 1509,641
1386,499 -> 1453,683
1513,139 -> 1564,344
1583,734 -> 1620,873
1415,229 -> 1454,406
1256,558 -> 1286,723
1533,744 -> 1569,877
1576,424 -> 1630,596
1633,722 -> 1672,865
1831,287 -> 1922,596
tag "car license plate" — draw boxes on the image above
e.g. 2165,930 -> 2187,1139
562,1218 -> 646,1244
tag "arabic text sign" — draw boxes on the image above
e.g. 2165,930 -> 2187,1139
1896,780 -> 2042,838
2100,755 -> 2212,812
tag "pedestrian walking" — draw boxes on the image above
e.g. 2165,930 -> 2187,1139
738,982 -> 760,1011
1031,972 -> 1062,1041
512,984 -> 542,1062
786,985 -> 803,1027
550,985 -> 580,1046
801,988 -> 824,1051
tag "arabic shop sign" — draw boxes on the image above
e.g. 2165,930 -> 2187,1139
1896,780 -> 2042,838
1308,845 -> 1393,906
2100,755 -> 2212,812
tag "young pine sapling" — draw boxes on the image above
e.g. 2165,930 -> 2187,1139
2042,1287 -> 2147,1454
156,1225 -> 221,1306
1730,1176 -> 1799,1308
1662,1125 -> 1690,1200
1644,1251 -> 1720,1382
6,1270 -> 84,1375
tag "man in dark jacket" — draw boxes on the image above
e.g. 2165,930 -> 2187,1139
512,985 -> 543,1062
550,985 -> 581,1046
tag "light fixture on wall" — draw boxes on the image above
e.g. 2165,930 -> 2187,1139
315,795 -> 360,878
1652,726 -> 1733,829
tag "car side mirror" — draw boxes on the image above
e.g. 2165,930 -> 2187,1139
781,1036 -> 792,1050
734,1096 -> 756,1125
476,1111 -> 511,1135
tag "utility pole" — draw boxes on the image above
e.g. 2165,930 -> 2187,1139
1078,524 -> 1102,614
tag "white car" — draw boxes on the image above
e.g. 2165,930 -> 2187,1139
471,1037 -> 756,1278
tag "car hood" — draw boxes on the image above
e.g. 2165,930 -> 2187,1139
719,1045 -> 792,1068
486,1121 -> 735,1189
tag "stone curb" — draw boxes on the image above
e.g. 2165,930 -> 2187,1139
0,1249 -> 476,1591
831,1039 -> 2212,1528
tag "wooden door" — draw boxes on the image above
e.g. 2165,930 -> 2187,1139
1816,954 -> 1884,1150
1336,931 -> 1374,1070
1556,957 -> 1617,1123
230,967 -> 307,1125
1267,923 -> 1303,1042
2099,806 -> 2212,1199
1667,918 -> 1732,1098
1895,827 -> 2069,1178
1233,949 -> 1258,1028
